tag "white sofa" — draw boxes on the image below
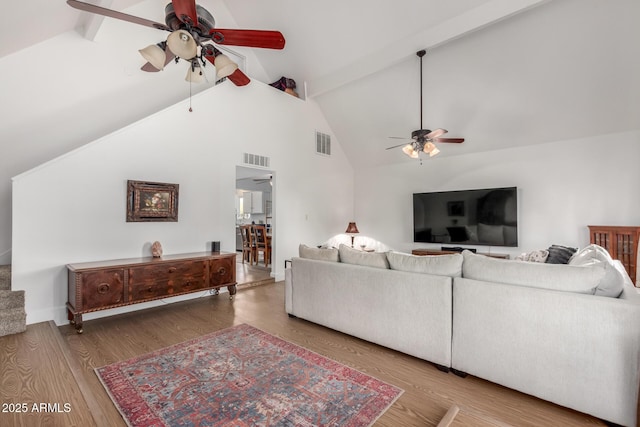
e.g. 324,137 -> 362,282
285,252 -> 457,369
284,244 -> 640,427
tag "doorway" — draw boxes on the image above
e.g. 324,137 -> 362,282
235,166 -> 274,282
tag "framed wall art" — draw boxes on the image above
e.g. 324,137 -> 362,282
126,180 -> 179,222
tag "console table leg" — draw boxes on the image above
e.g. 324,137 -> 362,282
227,284 -> 237,300
73,314 -> 83,334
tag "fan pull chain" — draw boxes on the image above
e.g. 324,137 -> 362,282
189,79 -> 193,112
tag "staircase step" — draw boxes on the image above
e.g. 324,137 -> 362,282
0,306 -> 26,337
0,289 -> 25,310
0,264 -> 10,291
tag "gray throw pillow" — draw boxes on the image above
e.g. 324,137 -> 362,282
545,244 -> 577,264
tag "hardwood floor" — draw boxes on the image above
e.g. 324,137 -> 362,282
0,274 -> 618,427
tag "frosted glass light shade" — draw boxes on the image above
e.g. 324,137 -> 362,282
214,54 -> 239,78
139,44 -> 166,70
167,30 -> 197,59
185,64 -> 204,83
402,144 -> 419,159
424,142 -> 440,157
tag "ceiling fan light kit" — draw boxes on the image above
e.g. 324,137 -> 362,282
386,49 -> 465,161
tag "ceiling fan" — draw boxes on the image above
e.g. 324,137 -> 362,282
67,0 -> 285,86
253,175 -> 272,186
386,49 -> 464,160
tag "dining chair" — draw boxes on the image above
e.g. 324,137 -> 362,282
240,225 -> 256,264
253,225 -> 271,266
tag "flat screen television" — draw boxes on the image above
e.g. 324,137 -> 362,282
413,187 -> 518,247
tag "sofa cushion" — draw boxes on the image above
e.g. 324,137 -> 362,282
338,244 -> 389,269
387,251 -> 463,277
299,244 -> 339,262
462,250 -> 605,294
568,244 -> 624,298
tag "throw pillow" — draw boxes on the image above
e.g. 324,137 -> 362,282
338,244 -> 389,269
568,244 -> 624,298
515,249 -> 549,263
462,250 -> 604,294
545,244 -> 577,264
298,244 -> 339,262
387,251 -> 463,277
568,244 -> 612,264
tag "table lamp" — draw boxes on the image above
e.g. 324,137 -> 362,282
345,222 -> 359,248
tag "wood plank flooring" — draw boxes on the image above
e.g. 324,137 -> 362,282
0,273 -> 622,426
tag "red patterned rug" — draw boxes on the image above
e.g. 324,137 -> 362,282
96,323 -> 403,426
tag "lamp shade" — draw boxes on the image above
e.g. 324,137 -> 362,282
424,142 -> 440,157
185,63 -> 204,83
139,43 -> 166,70
214,54 -> 239,79
345,222 -> 359,234
402,144 -> 419,159
166,29 -> 197,59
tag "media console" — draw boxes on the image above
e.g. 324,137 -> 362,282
67,252 -> 236,333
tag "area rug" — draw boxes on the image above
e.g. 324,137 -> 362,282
96,323 -> 403,426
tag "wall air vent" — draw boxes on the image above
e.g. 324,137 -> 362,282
315,131 -> 331,156
242,153 -> 270,168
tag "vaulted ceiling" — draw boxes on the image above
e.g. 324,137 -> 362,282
2,0 -> 639,170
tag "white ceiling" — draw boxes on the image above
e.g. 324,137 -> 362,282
2,0 -> 639,170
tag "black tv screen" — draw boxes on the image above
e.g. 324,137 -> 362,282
413,187 -> 518,247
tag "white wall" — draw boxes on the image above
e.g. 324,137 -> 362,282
12,80 -> 353,325
354,131 -> 640,258
0,0 -> 269,266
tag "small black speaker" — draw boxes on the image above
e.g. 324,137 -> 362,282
211,241 -> 220,253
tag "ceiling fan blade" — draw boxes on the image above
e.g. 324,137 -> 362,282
210,29 -> 286,50
227,69 -> 251,86
171,0 -> 199,27
386,143 -> 410,150
433,137 -> 465,143
67,0 -> 170,31
426,128 -> 447,139
388,136 -> 409,140
141,46 -> 175,72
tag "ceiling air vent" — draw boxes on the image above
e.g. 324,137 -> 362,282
315,131 -> 331,156
242,153 -> 270,168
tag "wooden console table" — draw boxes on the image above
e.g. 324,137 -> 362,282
412,249 -> 510,259
67,252 -> 236,333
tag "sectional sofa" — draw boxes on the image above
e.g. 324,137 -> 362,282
284,244 -> 640,427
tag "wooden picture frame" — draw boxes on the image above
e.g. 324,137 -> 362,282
126,180 -> 179,222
